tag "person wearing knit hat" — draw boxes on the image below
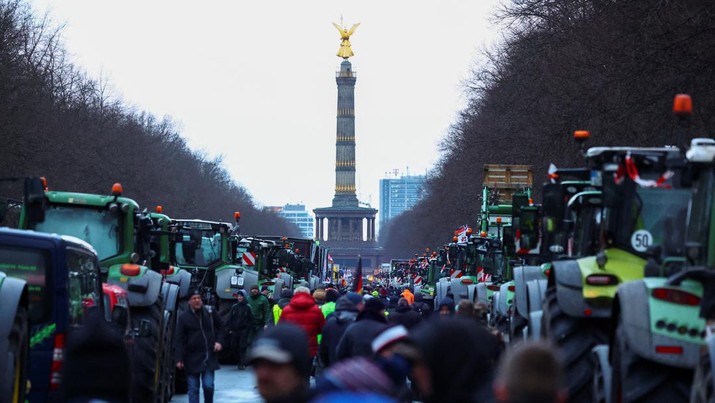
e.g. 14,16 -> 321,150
319,295 -> 360,368
249,323 -> 312,403
336,296 -> 389,361
272,288 -> 293,325
61,312 -> 131,402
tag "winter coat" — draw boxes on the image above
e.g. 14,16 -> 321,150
319,298 -> 359,367
279,292 -> 326,357
388,304 -> 421,329
336,310 -> 390,361
175,305 -> 226,375
229,300 -> 254,331
413,299 -> 433,319
247,293 -> 272,327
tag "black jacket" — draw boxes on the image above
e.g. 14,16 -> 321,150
388,304 -> 421,330
336,310 -> 389,361
229,300 -> 254,331
319,300 -> 359,367
175,305 -> 226,374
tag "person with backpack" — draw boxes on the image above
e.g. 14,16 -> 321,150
229,290 -> 254,370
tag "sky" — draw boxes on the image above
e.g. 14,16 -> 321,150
28,0 -> 503,226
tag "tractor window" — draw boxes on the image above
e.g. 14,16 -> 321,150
35,205 -> 121,261
0,245 -> 51,323
66,248 -> 102,326
613,187 -> 690,257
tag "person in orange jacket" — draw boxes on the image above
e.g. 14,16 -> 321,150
401,287 -> 414,305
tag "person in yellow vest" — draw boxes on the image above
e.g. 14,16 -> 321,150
272,288 -> 293,325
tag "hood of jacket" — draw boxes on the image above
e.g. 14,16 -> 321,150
277,297 -> 292,309
288,292 -> 316,310
336,310 -> 359,324
335,296 -> 359,312
438,297 -> 455,313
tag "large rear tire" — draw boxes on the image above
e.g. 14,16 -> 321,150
611,317 -> 692,402
130,299 -> 164,403
691,345 -> 714,403
2,306 -> 28,403
542,286 -> 608,401
173,299 -> 188,395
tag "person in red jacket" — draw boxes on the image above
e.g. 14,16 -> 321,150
279,285 -> 326,359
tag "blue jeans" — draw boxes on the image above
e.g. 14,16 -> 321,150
187,370 -> 215,403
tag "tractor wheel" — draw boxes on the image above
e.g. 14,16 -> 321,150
510,313 -> 528,344
1,306 -> 28,403
542,286 -> 608,401
218,299 -> 235,364
611,317 -> 692,402
130,299 -> 164,403
173,299 -> 188,395
691,346 -> 714,403
161,308 -> 177,402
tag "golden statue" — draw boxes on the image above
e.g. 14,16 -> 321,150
333,21 -> 360,59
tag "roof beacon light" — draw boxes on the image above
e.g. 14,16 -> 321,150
155,206 -> 163,213
234,212 -> 241,219
111,183 -> 123,196
673,94 -> 693,117
574,130 -> 590,140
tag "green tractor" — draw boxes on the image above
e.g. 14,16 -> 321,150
20,181 -> 178,403
590,96 -> 709,403
542,142 -> 691,401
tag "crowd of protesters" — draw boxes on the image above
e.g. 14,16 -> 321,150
59,282 -> 565,403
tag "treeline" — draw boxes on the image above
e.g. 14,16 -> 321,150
380,0 -> 715,258
0,0 -> 299,236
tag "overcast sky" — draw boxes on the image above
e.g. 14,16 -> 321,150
28,0 -> 503,224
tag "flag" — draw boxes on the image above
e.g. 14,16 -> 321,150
352,256 -> 363,294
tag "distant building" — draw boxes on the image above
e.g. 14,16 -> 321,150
379,174 -> 427,226
275,204 -> 314,238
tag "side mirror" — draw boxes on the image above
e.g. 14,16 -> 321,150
24,177 -> 46,224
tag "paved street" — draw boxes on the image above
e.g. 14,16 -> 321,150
170,366 -> 262,402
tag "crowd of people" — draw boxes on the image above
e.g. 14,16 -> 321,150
244,283 -> 567,403
58,283 -> 567,403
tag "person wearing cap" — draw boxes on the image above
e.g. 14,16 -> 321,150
278,286 -> 326,359
336,297 -> 390,361
319,294 -> 360,368
247,284 -> 272,342
175,288 -> 226,403
249,323 -> 312,403
229,290 -> 254,370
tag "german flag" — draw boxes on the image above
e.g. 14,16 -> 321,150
352,256 -> 363,294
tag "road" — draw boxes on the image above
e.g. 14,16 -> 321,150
170,366 -> 262,402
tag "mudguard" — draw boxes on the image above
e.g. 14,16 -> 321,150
527,279 -> 548,315
163,283 -> 180,313
553,259 -> 592,318
591,344 -> 612,403
165,269 -> 191,299
617,280 -> 700,368
514,266 -> 543,319
708,335 -> 715,390
113,269 -> 162,308
529,310 -> 543,341
0,274 -> 26,339
476,283 -> 489,306
497,283 -> 511,317
467,284 -> 478,303
435,278 -> 450,307
278,272 -> 293,290
450,279 -> 469,302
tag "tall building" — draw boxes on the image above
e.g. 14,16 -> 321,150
314,28 -> 381,271
276,204 -> 314,238
379,174 -> 427,226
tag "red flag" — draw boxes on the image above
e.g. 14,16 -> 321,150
352,256 -> 363,294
